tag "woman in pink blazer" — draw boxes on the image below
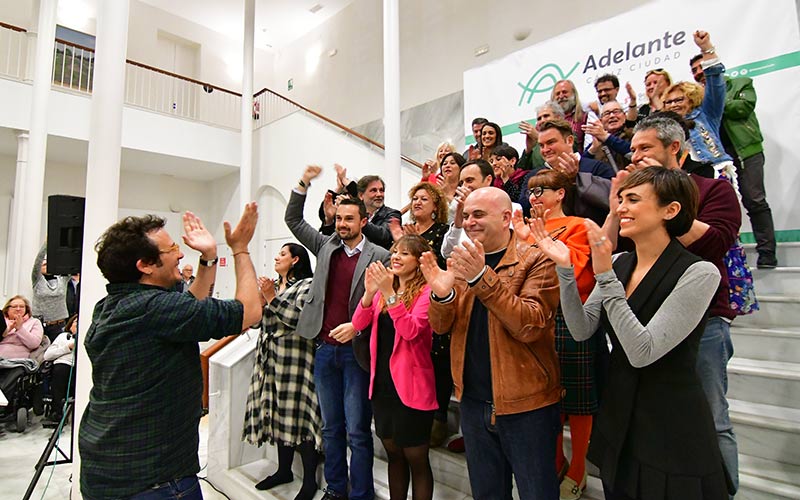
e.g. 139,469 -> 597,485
352,234 -> 436,500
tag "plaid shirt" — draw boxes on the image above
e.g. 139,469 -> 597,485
79,283 -> 243,499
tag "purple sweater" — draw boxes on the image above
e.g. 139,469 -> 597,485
686,175 -> 741,320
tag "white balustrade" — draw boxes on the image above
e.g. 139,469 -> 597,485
0,24 -> 28,80
253,89 -> 300,129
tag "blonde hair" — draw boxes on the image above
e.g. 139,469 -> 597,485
662,81 -> 704,110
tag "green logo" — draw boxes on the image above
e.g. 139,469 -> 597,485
517,61 -> 580,107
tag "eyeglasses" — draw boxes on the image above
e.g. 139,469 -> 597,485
8,304 -> 26,309
159,243 -> 180,254
663,96 -> 686,107
601,108 -> 625,118
526,186 -> 555,198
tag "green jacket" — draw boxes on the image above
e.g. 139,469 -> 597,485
722,76 -> 764,159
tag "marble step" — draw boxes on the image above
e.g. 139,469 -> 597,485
727,357 -> 800,409
729,399 -> 800,466
750,266 -> 800,295
729,326 -> 800,363
738,454 -> 800,500
733,294 -> 800,329
743,242 -> 800,268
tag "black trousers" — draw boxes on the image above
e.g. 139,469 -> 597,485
735,152 -> 777,263
50,363 -> 75,417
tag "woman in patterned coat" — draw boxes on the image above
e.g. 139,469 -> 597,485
243,243 -> 321,500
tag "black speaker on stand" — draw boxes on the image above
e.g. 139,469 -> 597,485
46,195 -> 85,275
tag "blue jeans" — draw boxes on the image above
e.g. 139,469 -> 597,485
697,316 -> 738,495
128,476 -> 202,500
460,397 -> 559,500
314,343 -> 374,500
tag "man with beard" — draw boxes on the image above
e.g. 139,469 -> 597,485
321,174 -> 401,250
550,80 -> 596,152
285,165 -> 391,500
583,100 -> 635,172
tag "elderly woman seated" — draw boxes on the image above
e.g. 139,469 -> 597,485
0,295 -> 44,400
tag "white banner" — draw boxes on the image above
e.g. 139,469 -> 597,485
463,0 -> 800,237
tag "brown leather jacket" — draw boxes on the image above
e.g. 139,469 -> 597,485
429,231 -> 562,415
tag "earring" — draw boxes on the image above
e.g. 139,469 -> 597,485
431,212 -> 437,221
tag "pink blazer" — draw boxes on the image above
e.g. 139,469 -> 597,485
352,285 -> 437,411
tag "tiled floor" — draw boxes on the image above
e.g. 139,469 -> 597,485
0,413 -> 226,500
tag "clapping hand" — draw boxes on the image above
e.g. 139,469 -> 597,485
511,209 -> 531,241
258,276 -> 276,305
585,219 -> 613,275
224,202 -> 258,253
182,211 -> 216,258
450,239 -> 486,283
582,120 -> 609,143
419,251 -> 454,298
530,217 -> 571,267
555,152 -> 580,179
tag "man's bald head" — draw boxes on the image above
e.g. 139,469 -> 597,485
462,187 -> 513,252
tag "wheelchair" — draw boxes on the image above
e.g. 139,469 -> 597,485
0,336 -> 50,432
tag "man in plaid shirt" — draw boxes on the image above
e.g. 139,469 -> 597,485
79,204 -> 262,500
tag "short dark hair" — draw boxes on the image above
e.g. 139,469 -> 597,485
537,118 -> 574,141
617,166 -> 698,238
95,215 -> 166,283
357,175 -> 384,194
471,117 -> 489,127
490,144 -> 519,162
282,243 -> 313,281
595,74 -> 619,89
461,159 -> 494,184
337,197 -> 368,219
689,54 -> 704,66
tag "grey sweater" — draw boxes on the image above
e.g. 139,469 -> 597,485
31,245 -> 69,322
556,259 -> 720,368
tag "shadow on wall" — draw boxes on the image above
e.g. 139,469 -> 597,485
352,91 -> 466,165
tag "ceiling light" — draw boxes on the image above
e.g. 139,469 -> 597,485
309,4 -> 324,14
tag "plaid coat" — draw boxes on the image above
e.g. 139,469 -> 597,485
242,277 -> 322,448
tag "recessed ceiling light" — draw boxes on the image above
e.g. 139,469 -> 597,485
309,4 -> 324,14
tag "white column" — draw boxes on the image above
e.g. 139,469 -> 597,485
383,0 -> 401,208
6,132 -> 29,296
19,0 -> 57,299
72,1 -> 130,496
239,0 -> 255,207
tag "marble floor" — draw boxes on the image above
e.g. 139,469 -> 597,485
0,413 -> 226,500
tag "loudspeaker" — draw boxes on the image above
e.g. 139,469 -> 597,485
46,195 -> 85,275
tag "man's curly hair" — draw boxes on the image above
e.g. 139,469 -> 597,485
95,215 -> 166,283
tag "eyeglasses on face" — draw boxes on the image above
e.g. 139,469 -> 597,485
526,186 -> 555,198
663,96 -> 686,106
159,242 -> 180,254
601,108 -> 625,118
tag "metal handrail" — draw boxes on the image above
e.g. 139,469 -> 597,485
255,87 -> 423,169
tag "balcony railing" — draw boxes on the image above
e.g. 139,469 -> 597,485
0,22 -> 27,80
0,21 -> 422,172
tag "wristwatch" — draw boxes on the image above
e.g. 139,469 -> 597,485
199,256 -> 219,267
386,294 -> 398,306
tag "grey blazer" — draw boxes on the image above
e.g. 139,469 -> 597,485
285,190 -> 391,370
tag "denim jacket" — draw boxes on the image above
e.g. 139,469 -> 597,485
685,62 -> 732,165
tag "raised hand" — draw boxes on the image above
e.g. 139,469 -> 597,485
258,276 -> 276,305
450,239 -> 486,282
323,191 -> 337,224
519,120 -> 538,140
419,251 -> 454,297
693,30 -> 712,50
556,152 -> 580,179
435,173 -> 446,187
388,218 -> 403,242
334,163 -> 349,189
582,120 -> 609,143
585,218 -> 613,275
625,82 -> 637,105
609,170 -> 629,214
402,224 -> 420,236
511,209 -> 531,241
224,202 -> 258,253
370,261 -> 395,298
530,204 -> 551,223
182,211 -> 216,259
530,217 -> 571,267
422,159 -> 436,178
301,165 -> 322,186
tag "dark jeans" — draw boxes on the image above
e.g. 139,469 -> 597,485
735,152 -> 776,264
460,397 -> 559,499
314,343 -> 374,500
127,475 -> 203,500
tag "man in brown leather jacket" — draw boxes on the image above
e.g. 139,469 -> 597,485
420,187 -> 561,499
